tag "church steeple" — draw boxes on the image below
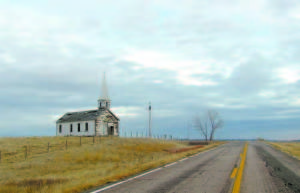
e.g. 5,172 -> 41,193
98,73 -> 111,110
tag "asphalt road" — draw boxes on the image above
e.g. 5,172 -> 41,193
88,142 -> 300,193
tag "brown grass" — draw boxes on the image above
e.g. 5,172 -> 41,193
0,137 -> 224,193
268,141 -> 300,160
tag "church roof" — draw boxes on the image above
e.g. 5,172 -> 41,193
56,109 -> 119,123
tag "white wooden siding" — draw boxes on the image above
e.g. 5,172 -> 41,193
56,120 -> 95,136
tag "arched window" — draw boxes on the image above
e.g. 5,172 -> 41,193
70,124 -> 73,132
85,122 -> 88,131
59,125 -> 62,133
78,123 -> 80,132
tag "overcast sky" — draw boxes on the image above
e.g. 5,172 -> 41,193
1,0 -> 300,140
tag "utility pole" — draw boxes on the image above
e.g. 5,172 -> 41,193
148,102 -> 152,138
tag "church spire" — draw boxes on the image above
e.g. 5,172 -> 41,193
98,73 -> 111,110
101,72 -> 109,100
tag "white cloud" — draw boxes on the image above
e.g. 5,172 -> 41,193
259,91 -> 277,98
289,98 -> 300,106
178,74 -> 218,86
111,106 -> 180,119
153,80 -> 163,84
111,106 -> 143,118
154,109 -> 180,118
277,67 -> 300,84
0,53 -> 16,63
122,49 -> 233,86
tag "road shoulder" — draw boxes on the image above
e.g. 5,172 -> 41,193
242,142 -> 300,193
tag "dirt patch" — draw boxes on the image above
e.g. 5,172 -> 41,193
166,145 -> 204,153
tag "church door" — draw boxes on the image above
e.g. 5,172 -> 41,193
108,126 -> 114,135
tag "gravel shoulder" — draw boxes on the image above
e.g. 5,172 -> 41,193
263,142 -> 300,176
242,141 -> 300,193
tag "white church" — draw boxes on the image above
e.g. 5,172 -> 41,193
56,75 -> 119,136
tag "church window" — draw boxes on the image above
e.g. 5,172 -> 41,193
85,122 -> 88,131
78,123 -> 80,132
70,124 -> 73,132
59,125 -> 62,133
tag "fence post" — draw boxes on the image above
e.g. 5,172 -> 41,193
25,146 -> 27,160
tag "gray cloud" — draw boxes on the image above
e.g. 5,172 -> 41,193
226,56 -> 274,94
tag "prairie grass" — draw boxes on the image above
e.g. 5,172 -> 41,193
268,142 -> 300,160
0,137 -> 223,193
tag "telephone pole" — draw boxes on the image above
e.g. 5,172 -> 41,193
148,102 -> 152,138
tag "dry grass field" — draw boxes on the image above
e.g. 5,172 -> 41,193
268,141 -> 300,160
0,137 -> 223,193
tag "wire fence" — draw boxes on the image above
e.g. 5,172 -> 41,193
121,131 -> 175,140
0,135 -> 179,164
0,136 -> 107,164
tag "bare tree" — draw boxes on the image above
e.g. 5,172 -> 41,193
194,110 -> 224,142
194,115 -> 209,142
207,110 -> 223,141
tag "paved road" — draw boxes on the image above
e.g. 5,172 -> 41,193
88,142 -> 300,193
